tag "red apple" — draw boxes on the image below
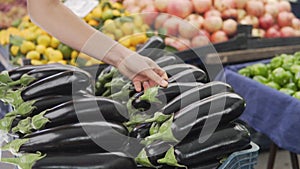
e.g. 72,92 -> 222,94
178,20 -> 200,39
266,27 -> 281,38
280,26 -> 296,37
222,19 -> 238,36
191,35 -> 211,47
192,0 -> 212,14
154,0 -> 169,12
277,11 -> 294,27
163,17 -> 181,36
222,9 -> 237,20
176,38 -> 191,51
123,0 -> 137,8
214,0 -> 236,12
199,29 -> 211,38
235,0 -> 247,9
141,6 -> 159,25
186,14 -> 205,28
204,9 -> 222,18
240,15 -> 259,28
164,37 -> 176,46
259,14 -> 275,30
211,30 -> 228,43
252,28 -> 266,38
155,14 -> 170,29
138,1 -> 154,9
237,9 -> 246,21
246,1 -> 264,17
265,4 -> 279,18
277,0 -> 291,12
292,18 -> 300,30
167,0 -> 193,18
203,16 -> 223,33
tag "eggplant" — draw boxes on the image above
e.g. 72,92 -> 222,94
139,123 -> 250,167
144,81 -> 233,115
8,63 -> 62,81
174,123 -> 251,166
130,123 -> 151,139
21,70 -> 93,101
131,82 -> 204,111
0,152 -> 137,169
13,97 -> 129,134
143,92 -> 245,144
3,121 -> 129,154
155,56 -> 182,68
163,64 -> 199,77
138,36 -> 165,60
30,95 -> 73,116
168,68 -> 207,83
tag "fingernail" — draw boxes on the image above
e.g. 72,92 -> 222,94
161,80 -> 168,87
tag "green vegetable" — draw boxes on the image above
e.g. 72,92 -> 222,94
270,56 -> 283,70
253,75 -> 268,84
293,91 -> 300,100
265,81 -> 281,90
250,63 -> 268,77
279,88 -> 295,96
238,68 -> 251,77
271,67 -> 291,86
284,83 -> 298,91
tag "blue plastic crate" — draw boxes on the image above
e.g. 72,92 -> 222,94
218,142 -> 260,169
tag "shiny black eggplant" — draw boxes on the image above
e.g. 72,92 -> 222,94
8,63 -> 62,81
30,95 -> 73,116
21,70 -> 93,101
29,97 -> 128,131
130,123 -> 151,139
4,121 -> 128,154
131,82 -> 204,111
145,81 -> 233,115
155,56 -> 182,68
175,123 -> 251,165
168,68 -> 207,83
138,36 -> 165,60
34,153 -> 136,169
163,64 -> 199,77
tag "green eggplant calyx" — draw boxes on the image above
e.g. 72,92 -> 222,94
140,87 -> 161,104
0,116 -> 16,132
32,110 -> 50,130
135,149 -> 156,168
145,112 -> 171,124
6,100 -> 36,117
125,113 -> 152,127
142,115 -> 178,145
1,138 -> 29,153
0,71 -> 13,84
19,74 -> 35,86
126,98 -> 138,116
102,88 -> 111,97
1,89 -> 23,109
158,147 -> 187,169
12,117 -> 33,134
109,83 -> 131,101
0,152 -> 46,169
149,122 -> 160,135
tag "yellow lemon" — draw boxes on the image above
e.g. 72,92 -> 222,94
130,33 -> 148,46
84,13 -> 93,22
50,37 -> 60,48
31,60 -> 44,65
36,45 -> 46,54
121,22 -> 134,35
44,47 -> 54,60
78,53 -> 92,60
22,15 -> 30,22
20,41 -> 36,54
47,61 -> 57,64
112,3 -> 123,9
37,35 -> 51,47
71,50 -> 79,59
70,58 -> 78,66
112,10 -> 121,17
10,45 -> 19,56
26,51 -> 41,60
129,46 -> 136,51
24,31 -> 37,41
49,50 -> 63,62
88,19 -> 99,27
92,7 -> 102,18
118,36 -> 131,48
57,60 -> 67,65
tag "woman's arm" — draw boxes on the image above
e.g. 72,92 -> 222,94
27,0 -> 168,91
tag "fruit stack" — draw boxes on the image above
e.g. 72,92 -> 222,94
0,0 -> 27,29
123,0 -> 300,51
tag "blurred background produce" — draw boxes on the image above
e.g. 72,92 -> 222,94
0,0 -> 27,29
123,0 -> 300,51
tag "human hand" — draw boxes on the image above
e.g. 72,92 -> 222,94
116,53 -> 168,92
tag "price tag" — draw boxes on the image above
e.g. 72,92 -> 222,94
64,0 -> 99,18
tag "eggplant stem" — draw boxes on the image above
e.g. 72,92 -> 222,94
0,116 -> 16,133
12,117 -> 32,134
0,152 -> 46,169
140,87 -> 161,104
135,148 -> 157,168
1,138 -> 29,154
157,146 -> 187,169
32,110 -> 50,130
144,112 -> 171,124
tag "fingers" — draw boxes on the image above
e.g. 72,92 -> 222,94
133,80 -> 142,92
144,69 -> 168,88
142,81 -> 150,91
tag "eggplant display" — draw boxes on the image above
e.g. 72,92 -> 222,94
0,152 -> 137,169
21,70 -> 93,101
3,121 -> 129,154
137,123 -> 250,168
155,56 -> 182,68
168,68 -> 207,83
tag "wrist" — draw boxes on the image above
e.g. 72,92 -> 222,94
103,44 -> 136,67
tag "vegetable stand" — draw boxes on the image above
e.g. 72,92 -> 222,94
216,59 -> 300,168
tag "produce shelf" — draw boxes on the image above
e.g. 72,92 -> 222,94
218,142 -> 259,169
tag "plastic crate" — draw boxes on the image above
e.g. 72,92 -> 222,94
218,142 -> 260,169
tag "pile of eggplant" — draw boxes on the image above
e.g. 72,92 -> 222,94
0,37 -> 251,169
